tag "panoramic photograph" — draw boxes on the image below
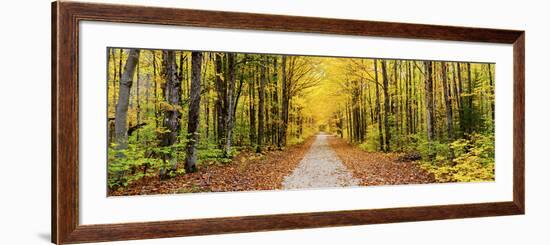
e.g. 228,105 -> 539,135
106,48 -> 495,196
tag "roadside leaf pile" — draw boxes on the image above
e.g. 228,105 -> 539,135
329,136 -> 435,186
110,137 -> 314,196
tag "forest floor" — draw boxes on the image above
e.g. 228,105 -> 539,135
329,136 -> 436,186
110,136 -> 315,196
110,133 -> 435,196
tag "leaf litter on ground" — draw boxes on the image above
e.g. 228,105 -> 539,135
110,137 -> 315,196
328,136 -> 436,186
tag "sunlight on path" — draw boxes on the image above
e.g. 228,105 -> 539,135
282,133 -> 360,189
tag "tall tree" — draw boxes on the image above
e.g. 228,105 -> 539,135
381,60 -> 391,152
406,61 -> 412,135
278,55 -> 288,147
424,61 -> 435,159
214,53 -> 226,146
223,53 -> 237,157
456,63 -> 465,135
110,49 -> 118,111
257,56 -> 266,151
271,57 -> 280,145
203,54 -> 211,140
135,57 -> 141,141
184,52 -> 203,173
374,59 -> 384,151
114,49 -> 140,152
159,50 -> 182,179
465,63 -> 474,134
152,50 -> 160,128
487,63 -> 495,122
393,61 -> 400,146
451,63 -> 460,128
118,49 -> 123,92
249,65 -> 257,144
441,62 -> 455,160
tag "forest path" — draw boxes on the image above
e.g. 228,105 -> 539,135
282,133 -> 360,189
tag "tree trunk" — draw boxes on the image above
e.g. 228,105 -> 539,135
451,62 -> 460,127
265,64 -> 271,145
110,49 -> 117,115
108,49 -> 117,145
361,79 -> 368,142
456,63 -> 465,135
365,79 -> 374,126
466,63 -> 473,134
393,61 -> 399,147
214,53 -> 226,146
346,101 -> 352,140
424,61 -> 435,159
374,59 -> 384,151
135,57 -> 141,141
467,63 -> 473,110
249,66 -> 256,144
203,55 -> 210,140
223,53 -> 236,157
406,61 -> 412,135
159,50 -> 182,178
152,50 -> 159,129
441,62 -> 455,160
487,63 -> 495,122
257,56 -> 266,151
118,49 -> 123,93
184,52 -> 203,173
272,57 -> 279,146
278,55 -> 289,147
233,64 -> 245,121
114,49 -> 140,152
381,60 -> 391,152
432,63 -> 438,139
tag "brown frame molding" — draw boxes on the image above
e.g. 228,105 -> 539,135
52,1 -> 525,244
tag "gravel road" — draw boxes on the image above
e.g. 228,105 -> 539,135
282,134 -> 359,189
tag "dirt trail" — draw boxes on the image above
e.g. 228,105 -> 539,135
282,134 -> 360,189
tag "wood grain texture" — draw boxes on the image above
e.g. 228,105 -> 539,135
513,33 -> 525,213
60,1 -> 523,43
64,202 -> 521,244
52,1 -> 525,244
51,1 -> 58,243
53,1 -> 80,244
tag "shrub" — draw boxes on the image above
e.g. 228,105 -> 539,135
420,133 -> 495,182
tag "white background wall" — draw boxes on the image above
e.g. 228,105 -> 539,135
0,0 -> 547,244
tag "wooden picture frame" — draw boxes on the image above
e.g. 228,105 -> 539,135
52,1 -> 525,244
